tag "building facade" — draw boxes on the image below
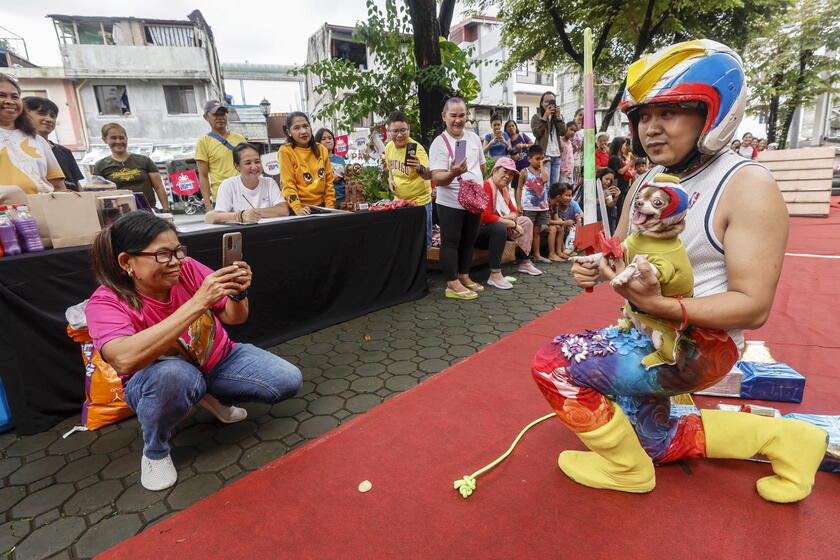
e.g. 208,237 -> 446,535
3,63 -> 87,151
304,23 -> 375,133
47,13 -> 225,147
450,16 -> 628,139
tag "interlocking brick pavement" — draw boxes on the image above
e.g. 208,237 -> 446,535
0,263 -> 581,559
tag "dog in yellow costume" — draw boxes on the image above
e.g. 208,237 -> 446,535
612,174 -> 693,369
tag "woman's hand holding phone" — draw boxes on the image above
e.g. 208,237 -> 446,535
450,157 -> 468,176
193,266 -> 248,310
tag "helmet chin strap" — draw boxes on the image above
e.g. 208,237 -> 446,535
648,144 -> 703,175
662,146 -> 703,174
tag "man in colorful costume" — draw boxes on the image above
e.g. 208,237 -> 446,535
531,40 -> 828,502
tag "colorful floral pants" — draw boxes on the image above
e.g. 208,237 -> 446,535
532,326 -> 739,463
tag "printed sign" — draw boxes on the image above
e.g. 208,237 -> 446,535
334,134 -> 350,157
169,170 -> 200,196
261,153 -> 281,176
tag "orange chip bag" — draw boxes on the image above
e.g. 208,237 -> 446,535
68,326 -> 135,430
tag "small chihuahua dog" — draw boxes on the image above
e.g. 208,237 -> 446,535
611,179 -> 688,286
608,173 -> 694,368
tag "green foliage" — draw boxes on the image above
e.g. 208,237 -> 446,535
467,0 -> 792,130
295,0 -> 479,134
358,165 -> 393,203
483,156 -> 496,180
744,0 -> 840,147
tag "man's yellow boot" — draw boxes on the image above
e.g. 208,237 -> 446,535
700,410 -> 828,503
558,403 -> 655,493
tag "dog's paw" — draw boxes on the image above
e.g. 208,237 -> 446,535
570,252 -> 602,267
611,272 -> 631,286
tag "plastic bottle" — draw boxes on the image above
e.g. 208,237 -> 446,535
11,204 -> 44,252
0,208 -> 22,256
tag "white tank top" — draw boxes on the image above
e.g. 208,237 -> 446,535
628,149 -> 764,350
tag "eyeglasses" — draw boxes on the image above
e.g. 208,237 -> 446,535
131,245 -> 188,263
389,128 -> 408,135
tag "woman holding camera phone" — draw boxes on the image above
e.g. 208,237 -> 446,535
529,91 -> 567,187
86,211 -> 302,491
429,97 -> 487,300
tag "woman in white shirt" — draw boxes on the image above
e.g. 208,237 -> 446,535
429,97 -> 487,300
210,143 -> 289,223
0,73 -> 66,196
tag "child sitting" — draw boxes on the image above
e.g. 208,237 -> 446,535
516,145 -> 551,265
629,157 -> 649,182
547,183 -> 582,261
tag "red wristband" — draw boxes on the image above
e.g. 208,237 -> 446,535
672,296 -> 689,331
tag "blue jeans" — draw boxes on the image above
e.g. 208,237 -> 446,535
548,157 -> 562,186
124,343 -> 302,459
423,201 -> 433,248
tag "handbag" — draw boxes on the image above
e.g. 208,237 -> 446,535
440,134 -> 488,214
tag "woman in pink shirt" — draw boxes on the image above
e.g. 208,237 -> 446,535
86,212 -> 301,491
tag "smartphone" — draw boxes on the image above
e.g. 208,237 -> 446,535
405,142 -> 418,165
222,232 -> 243,269
454,140 -> 466,165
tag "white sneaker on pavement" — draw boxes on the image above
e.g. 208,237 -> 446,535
141,455 -> 177,491
198,394 -> 248,424
516,262 -> 543,276
487,276 -> 514,290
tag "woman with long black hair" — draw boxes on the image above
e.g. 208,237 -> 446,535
86,212 -> 301,491
278,112 -> 335,215
607,136 -> 634,213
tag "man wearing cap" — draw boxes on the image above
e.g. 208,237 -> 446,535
195,101 -> 247,212
530,40 -> 827,504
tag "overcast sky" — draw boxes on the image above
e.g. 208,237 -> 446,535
0,0 -> 473,67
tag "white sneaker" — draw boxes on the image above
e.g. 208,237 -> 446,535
198,394 -> 248,424
141,455 -> 177,491
487,276 -> 513,290
516,262 -> 543,276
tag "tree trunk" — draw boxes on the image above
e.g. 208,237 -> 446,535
778,49 -> 811,150
407,0 -> 446,146
438,0 -> 456,39
778,105 -> 796,150
766,72 -> 783,144
600,78 -> 627,133
767,94 -> 779,144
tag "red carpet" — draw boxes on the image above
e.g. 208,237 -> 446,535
101,212 -> 840,559
786,195 -> 840,256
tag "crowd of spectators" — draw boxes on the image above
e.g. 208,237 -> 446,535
0,73 -> 794,493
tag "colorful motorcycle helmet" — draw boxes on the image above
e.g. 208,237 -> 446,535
620,39 -> 746,165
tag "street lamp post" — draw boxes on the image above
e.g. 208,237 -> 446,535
259,98 -> 271,153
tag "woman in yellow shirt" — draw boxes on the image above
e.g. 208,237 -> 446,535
0,73 -> 66,196
278,112 -> 334,215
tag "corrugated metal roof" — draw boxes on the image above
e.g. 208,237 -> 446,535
229,105 -> 266,123
46,14 -> 193,26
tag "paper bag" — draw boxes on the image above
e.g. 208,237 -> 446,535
26,193 -> 54,248
34,191 -> 102,248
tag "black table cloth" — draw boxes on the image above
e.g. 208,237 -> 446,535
0,207 -> 427,434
